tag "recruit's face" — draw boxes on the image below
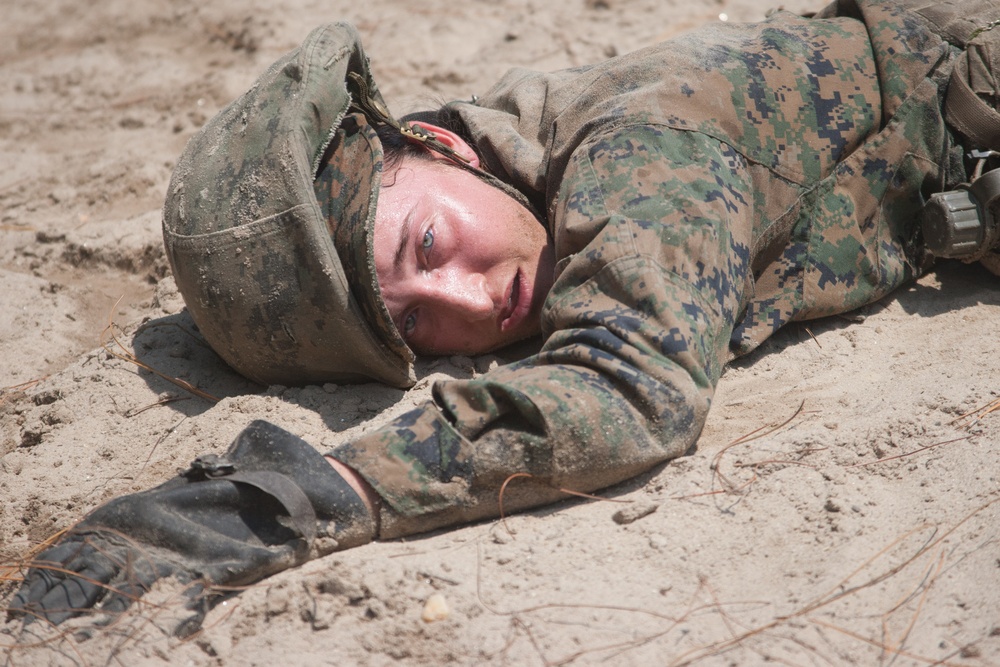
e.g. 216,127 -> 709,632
373,131 -> 555,357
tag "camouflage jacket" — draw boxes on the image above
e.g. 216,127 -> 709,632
332,0 -> 971,538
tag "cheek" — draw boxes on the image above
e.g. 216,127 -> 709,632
444,328 -> 482,353
421,322 -> 498,357
451,204 -> 518,262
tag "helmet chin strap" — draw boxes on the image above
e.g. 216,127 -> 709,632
346,71 -> 549,229
347,72 -> 471,165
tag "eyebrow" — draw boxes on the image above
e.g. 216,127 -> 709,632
393,207 -> 415,271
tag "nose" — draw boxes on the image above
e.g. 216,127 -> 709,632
431,267 -> 494,320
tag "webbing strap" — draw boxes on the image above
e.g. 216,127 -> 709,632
914,0 -> 1000,149
946,42 -> 1000,149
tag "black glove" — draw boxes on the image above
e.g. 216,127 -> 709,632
7,420 -> 374,636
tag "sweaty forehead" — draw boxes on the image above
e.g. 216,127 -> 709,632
373,167 -> 416,267
372,158 -> 451,269
372,165 -> 428,319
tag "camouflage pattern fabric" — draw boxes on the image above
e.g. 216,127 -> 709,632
163,23 -> 415,389
331,0 -> 978,539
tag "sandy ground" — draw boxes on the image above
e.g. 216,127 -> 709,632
2,0 -> 999,665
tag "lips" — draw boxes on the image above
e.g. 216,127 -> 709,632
499,269 -> 524,332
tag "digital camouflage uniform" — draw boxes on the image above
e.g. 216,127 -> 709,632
16,0 -> 1000,632
330,0 -> 984,539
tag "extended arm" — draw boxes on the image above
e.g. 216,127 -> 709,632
7,128 -> 755,633
333,126 -> 755,538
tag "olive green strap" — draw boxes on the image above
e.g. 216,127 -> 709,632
914,1 -> 1000,148
946,37 -> 1000,148
347,71 -> 472,165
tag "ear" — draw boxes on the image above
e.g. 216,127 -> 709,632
407,121 -> 480,168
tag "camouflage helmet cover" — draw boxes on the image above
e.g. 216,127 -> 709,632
162,22 -> 415,388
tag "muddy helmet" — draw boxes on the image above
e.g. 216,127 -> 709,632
162,22 -> 416,388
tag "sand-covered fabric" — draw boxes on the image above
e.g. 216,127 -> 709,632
1,1 -> 998,664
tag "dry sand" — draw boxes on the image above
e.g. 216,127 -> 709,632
2,0 -> 998,664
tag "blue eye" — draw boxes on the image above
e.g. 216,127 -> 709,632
421,229 -> 434,253
403,312 -> 416,337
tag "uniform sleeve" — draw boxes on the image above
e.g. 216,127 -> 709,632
331,125 -> 755,539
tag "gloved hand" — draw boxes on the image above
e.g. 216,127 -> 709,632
7,420 -> 374,636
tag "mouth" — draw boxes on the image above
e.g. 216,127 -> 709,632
499,269 -> 525,332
